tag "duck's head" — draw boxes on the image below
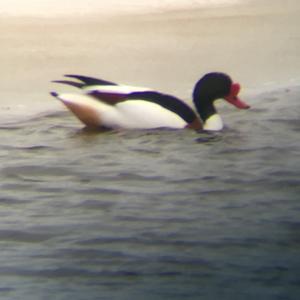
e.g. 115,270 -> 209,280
193,72 -> 250,128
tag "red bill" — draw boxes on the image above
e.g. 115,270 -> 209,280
224,83 -> 250,109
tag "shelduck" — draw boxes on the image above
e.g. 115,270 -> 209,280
51,72 -> 250,131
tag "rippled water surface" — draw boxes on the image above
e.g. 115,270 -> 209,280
0,87 -> 300,300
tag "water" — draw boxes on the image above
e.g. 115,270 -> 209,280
0,85 -> 299,299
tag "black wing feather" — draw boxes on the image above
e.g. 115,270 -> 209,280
52,80 -> 85,89
64,75 -> 117,86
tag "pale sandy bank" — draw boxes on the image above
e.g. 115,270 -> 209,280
0,0 -> 300,121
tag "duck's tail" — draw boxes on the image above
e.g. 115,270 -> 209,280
50,91 -> 59,97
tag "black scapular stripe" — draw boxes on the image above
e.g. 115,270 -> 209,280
88,90 -> 128,104
127,91 -> 197,124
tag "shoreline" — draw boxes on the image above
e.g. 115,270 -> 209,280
0,0 -> 246,19
1,0 -> 299,20
1,0 -> 300,123
1,1 -> 299,23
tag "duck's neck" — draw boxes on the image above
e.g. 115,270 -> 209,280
194,95 -> 217,124
194,95 -> 223,131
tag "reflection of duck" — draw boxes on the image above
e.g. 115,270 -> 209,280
51,72 -> 250,131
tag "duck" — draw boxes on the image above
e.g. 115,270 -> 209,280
50,72 -> 250,131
